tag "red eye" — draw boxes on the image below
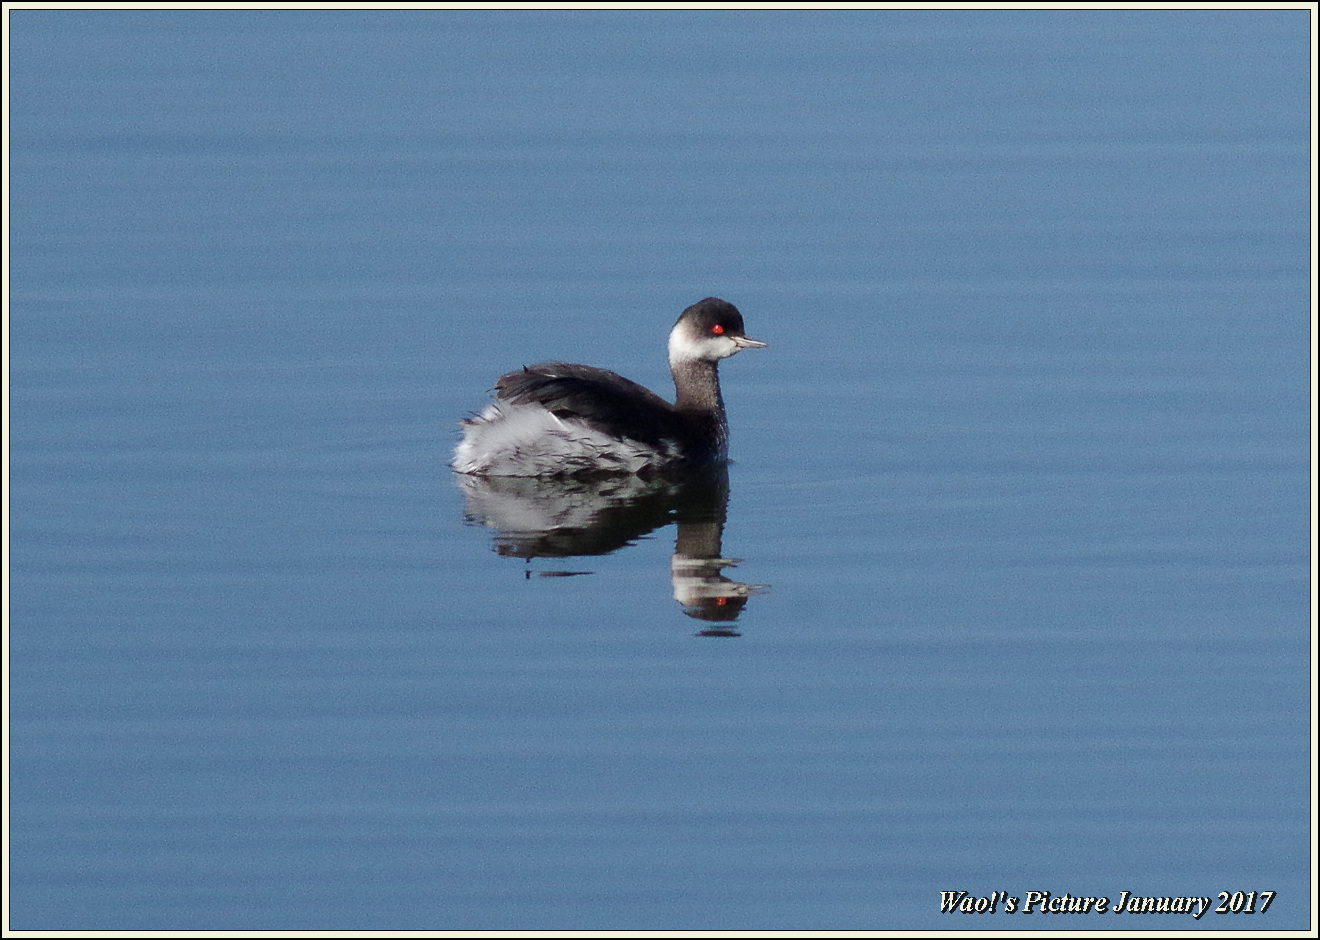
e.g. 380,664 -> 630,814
711,324 -> 725,335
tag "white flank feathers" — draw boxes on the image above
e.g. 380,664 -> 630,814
452,400 -> 680,477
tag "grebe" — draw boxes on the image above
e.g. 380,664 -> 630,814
452,297 -> 766,477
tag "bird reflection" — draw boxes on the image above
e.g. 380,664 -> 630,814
455,467 -> 765,633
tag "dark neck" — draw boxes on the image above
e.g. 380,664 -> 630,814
671,358 -> 725,415
670,358 -> 729,461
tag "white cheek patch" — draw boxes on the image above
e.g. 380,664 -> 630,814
668,329 -> 738,364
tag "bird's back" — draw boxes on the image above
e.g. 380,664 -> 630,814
495,363 -> 680,447
453,362 -> 693,477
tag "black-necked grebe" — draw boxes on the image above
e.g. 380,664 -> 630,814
452,297 -> 766,477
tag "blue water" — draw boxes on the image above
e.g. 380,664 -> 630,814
8,9 -> 1311,931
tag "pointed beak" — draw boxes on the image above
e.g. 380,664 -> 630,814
733,335 -> 767,349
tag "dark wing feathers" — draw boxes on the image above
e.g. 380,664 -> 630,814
494,363 -> 678,447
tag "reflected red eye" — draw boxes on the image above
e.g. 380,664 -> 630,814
711,324 -> 725,335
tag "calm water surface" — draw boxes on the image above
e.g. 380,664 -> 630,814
8,9 -> 1311,931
